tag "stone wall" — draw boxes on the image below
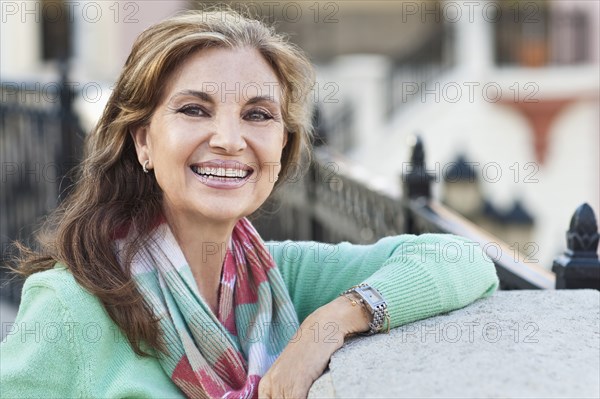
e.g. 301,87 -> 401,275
309,290 -> 600,398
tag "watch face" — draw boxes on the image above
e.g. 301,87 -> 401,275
359,286 -> 384,306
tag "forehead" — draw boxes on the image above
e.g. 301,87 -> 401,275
164,47 -> 282,103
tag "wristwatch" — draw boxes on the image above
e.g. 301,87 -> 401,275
342,283 -> 390,335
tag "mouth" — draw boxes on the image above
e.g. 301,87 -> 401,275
189,160 -> 253,184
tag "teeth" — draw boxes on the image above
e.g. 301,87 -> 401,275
192,166 -> 249,178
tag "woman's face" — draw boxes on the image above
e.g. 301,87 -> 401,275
131,47 -> 287,226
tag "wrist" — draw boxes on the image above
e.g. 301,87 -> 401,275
318,295 -> 370,337
342,284 -> 390,335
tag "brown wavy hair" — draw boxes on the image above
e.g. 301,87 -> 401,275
14,8 -> 315,356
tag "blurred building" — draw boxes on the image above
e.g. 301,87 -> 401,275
308,0 -> 600,268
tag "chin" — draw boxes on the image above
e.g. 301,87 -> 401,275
196,205 -> 254,224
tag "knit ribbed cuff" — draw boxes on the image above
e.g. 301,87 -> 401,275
364,256 -> 443,329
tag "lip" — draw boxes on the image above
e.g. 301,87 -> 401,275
189,159 -> 253,190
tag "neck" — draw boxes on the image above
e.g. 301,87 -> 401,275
163,206 -> 238,314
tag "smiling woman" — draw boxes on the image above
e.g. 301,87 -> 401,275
131,46 -> 293,318
0,8 -> 499,399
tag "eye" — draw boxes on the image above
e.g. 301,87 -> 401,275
244,108 -> 274,122
177,104 -> 208,117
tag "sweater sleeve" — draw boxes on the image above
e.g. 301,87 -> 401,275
0,284 -> 87,398
267,233 -> 499,328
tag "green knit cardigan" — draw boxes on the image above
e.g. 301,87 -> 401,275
0,234 -> 499,398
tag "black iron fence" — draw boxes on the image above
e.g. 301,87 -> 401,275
0,68 -> 83,303
254,151 -> 404,245
254,139 -> 600,291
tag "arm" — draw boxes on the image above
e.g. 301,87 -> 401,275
260,234 -> 498,398
268,233 -> 499,327
0,284 -> 88,398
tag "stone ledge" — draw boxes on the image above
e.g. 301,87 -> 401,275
308,290 -> 600,399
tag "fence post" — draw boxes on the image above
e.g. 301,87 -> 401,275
308,160 -> 324,242
552,203 -> 600,290
401,136 -> 435,233
58,61 -> 82,201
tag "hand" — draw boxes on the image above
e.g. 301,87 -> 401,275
258,296 -> 370,398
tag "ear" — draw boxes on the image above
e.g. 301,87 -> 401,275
130,125 -> 151,165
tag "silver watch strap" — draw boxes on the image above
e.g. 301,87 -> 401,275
342,284 -> 390,335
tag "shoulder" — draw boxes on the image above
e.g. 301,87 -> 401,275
15,263 -> 117,354
15,263 -> 123,366
24,262 -> 83,290
21,263 -> 106,319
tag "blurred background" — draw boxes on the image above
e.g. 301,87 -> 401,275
1,0 -> 599,312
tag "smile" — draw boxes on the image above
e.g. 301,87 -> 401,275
190,160 -> 254,189
191,165 -> 250,179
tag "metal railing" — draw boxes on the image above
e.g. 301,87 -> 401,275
0,67 -> 84,303
254,138 -> 599,291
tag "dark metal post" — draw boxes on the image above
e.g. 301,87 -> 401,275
401,136 -> 435,234
402,136 -> 435,199
58,61 -> 82,201
309,160 -> 324,242
552,203 -> 600,290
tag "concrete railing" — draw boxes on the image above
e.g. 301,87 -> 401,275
309,290 -> 600,399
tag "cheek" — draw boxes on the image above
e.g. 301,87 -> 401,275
149,138 -> 192,193
248,128 -> 285,157
261,146 -> 285,175
151,129 -> 191,165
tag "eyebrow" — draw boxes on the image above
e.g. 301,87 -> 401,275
246,95 -> 280,107
170,90 -> 280,107
171,90 -> 214,104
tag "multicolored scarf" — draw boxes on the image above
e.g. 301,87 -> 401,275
115,218 -> 299,398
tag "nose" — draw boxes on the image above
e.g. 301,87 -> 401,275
208,113 -> 247,154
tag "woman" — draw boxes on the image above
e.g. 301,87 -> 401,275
0,9 -> 499,399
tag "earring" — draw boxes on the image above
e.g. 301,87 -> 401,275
143,160 -> 150,173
